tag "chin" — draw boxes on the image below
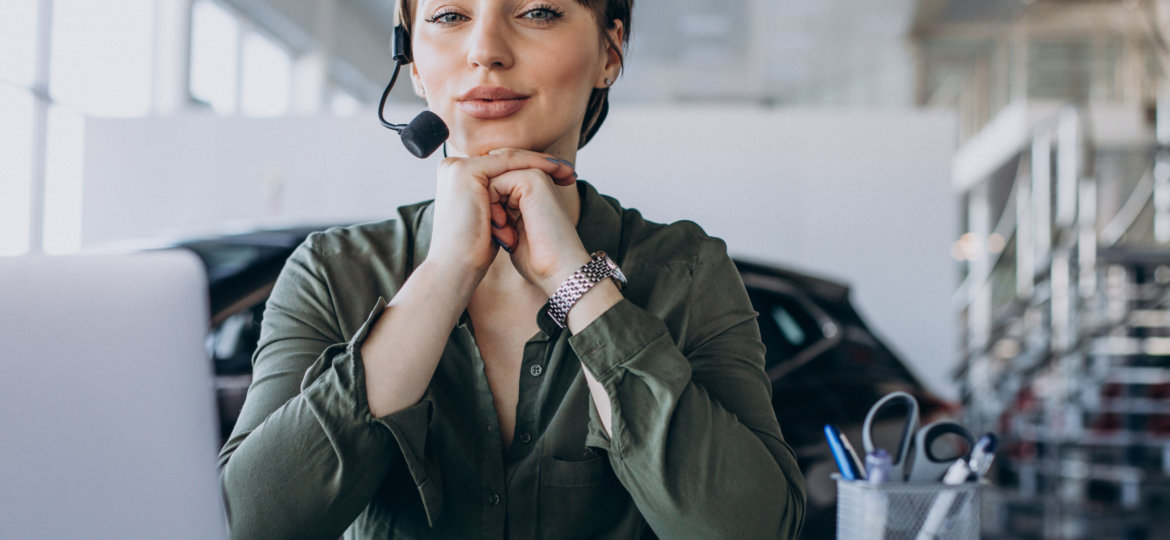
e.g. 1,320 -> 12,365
455,134 -> 556,157
449,118 -> 570,156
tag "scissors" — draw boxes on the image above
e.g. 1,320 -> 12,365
862,391 -> 976,482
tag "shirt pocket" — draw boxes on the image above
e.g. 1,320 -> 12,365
538,455 -> 631,538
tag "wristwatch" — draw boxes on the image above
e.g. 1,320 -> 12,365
546,251 -> 626,328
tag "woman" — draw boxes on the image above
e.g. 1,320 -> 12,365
218,0 -> 806,537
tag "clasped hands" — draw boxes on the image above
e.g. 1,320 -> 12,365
427,148 -> 593,297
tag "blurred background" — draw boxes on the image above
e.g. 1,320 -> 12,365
3,0 -> 1170,537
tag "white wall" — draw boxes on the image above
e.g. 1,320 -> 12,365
84,106 -> 958,397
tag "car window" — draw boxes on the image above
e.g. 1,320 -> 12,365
748,290 -> 826,370
771,304 -> 807,347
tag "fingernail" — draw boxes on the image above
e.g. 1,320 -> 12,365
492,236 -> 513,253
491,220 -> 503,229
545,157 -> 575,168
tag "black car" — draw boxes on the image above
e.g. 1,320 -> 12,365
183,225 -> 949,538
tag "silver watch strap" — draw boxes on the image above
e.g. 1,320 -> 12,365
547,252 -> 624,328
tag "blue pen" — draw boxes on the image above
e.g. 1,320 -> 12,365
825,424 -> 863,481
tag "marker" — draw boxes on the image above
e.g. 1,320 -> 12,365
865,449 -> 892,484
825,424 -> 862,481
967,433 -> 998,481
940,457 -> 973,485
915,458 -> 972,540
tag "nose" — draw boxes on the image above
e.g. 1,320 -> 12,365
466,14 -> 514,70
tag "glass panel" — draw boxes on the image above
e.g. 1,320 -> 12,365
0,0 -> 39,87
240,30 -> 291,117
0,86 -> 35,255
190,0 -> 240,114
772,305 -> 808,347
43,105 -> 85,254
49,0 -> 154,117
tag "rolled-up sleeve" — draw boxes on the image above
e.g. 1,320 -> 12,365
569,237 -> 806,539
217,241 -> 441,539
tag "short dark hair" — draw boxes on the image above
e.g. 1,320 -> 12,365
395,0 -> 633,148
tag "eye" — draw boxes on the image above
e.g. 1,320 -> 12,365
425,10 -> 467,25
521,5 -> 564,22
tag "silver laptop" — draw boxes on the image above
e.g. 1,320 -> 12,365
0,251 -> 227,539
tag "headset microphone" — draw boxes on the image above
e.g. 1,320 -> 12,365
378,25 -> 449,159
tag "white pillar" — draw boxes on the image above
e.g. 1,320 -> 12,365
152,0 -> 193,114
28,0 -> 54,254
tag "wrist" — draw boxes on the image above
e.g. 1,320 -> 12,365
565,280 -> 623,333
416,257 -> 484,303
545,251 -> 626,329
540,251 -> 593,297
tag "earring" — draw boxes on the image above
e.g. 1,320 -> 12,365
604,78 -> 612,87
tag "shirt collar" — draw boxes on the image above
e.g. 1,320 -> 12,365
575,180 -> 623,262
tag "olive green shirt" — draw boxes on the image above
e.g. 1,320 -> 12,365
218,181 -> 806,539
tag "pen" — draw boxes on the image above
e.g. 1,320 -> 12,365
824,424 -> 862,481
839,428 -> 867,481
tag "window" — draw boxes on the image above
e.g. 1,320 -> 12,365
190,0 -> 241,114
38,0 -> 155,254
6,0 -> 351,254
49,0 -> 154,117
0,1 -> 39,87
240,30 -> 292,117
191,0 -> 294,117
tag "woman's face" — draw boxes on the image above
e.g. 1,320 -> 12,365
409,0 -> 621,157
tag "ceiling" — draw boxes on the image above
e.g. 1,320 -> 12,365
342,0 -> 1023,106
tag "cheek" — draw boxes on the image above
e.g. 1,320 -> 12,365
540,42 -> 601,104
412,49 -> 446,97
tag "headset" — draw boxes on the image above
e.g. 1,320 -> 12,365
378,25 -> 450,158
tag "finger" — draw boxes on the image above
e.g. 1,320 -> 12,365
540,155 -> 578,186
490,202 -> 507,230
483,148 -> 577,186
492,236 -> 514,254
493,223 -> 518,250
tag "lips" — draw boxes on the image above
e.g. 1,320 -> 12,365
457,85 -> 529,120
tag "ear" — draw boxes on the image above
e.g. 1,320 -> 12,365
409,61 -> 427,99
595,20 -> 624,89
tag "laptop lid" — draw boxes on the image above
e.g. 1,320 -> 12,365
0,251 -> 226,539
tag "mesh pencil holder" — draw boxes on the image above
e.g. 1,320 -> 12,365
836,477 -> 981,540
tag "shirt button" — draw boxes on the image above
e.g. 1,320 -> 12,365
488,493 -> 501,505
519,433 -> 532,444
529,364 -> 543,377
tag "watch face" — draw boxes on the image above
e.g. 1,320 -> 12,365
612,265 -> 627,287
599,254 -> 627,287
